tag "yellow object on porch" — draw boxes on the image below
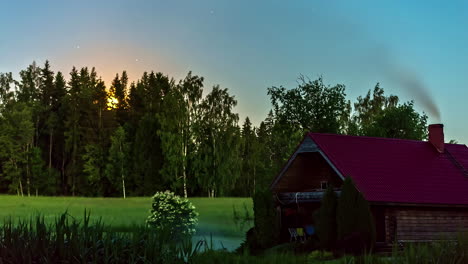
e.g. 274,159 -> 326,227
296,227 -> 304,237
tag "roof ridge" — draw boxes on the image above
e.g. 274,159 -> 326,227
308,132 -> 426,143
308,132 -> 467,148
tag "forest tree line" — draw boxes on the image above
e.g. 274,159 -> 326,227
0,61 -> 428,197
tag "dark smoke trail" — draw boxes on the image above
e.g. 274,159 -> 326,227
372,47 -> 442,122
385,64 -> 441,122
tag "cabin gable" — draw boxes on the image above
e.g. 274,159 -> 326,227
271,136 -> 344,193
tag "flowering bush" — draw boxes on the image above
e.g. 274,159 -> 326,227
146,191 -> 198,237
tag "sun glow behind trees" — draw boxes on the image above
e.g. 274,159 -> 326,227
107,96 -> 118,110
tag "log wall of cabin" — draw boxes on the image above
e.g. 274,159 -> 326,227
384,206 -> 468,243
273,152 -> 342,192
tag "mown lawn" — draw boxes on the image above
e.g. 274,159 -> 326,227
0,195 -> 253,250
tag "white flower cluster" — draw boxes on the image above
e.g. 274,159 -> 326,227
146,191 -> 198,237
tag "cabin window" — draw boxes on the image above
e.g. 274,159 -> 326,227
320,181 -> 328,190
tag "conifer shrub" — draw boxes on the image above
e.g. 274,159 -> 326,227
336,177 -> 376,254
238,188 -> 279,254
253,187 -> 280,250
147,191 -> 198,239
316,185 -> 338,250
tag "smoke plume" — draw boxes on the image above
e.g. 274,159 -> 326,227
383,62 -> 441,122
368,47 -> 442,122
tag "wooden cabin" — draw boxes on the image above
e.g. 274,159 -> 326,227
270,124 -> 468,245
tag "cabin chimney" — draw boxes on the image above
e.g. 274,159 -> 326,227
429,124 -> 444,153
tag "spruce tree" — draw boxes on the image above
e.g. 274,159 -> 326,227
64,67 -> 81,195
39,61 -> 57,192
53,71 -> 68,194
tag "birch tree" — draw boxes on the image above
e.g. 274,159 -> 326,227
158,72 -> 203,197
195,85 -> 241,197
105,126 -> 129,198
0,103 -> 34,195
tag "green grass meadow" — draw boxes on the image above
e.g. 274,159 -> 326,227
0,195 -> 253,250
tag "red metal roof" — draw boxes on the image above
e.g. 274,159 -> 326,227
308,133 -> 468,205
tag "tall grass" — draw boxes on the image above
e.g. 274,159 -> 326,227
335,234 -> 468,264
0,212 -> 304,264
0,211 -> 466,263
0,211 -> 183,263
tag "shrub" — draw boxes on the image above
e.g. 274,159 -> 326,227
236,227 -> 261,254
238,188 -> 279,254
336,177 -> 376,254
316,185 -> 338,250
253,188 -> 279,249
147,191 -> 198,238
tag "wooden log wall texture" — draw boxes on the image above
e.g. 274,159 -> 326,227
384,207 -> 468,243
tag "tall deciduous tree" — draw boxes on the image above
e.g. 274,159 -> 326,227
29,146 -> 51,195
82,144 -> 106,195
0,72 -> 15,110
105,126 -> 129,198
262,110 -> 303,174
0,103 -> 34,195
353,84 -> 399,130
195,86 -> 241,197
158,72 -> 203,197
266,77 -> 350,173
267,76 -> 351,134
353,84 -> 427,140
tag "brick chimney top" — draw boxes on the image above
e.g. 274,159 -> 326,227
429,124 -> 444,153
